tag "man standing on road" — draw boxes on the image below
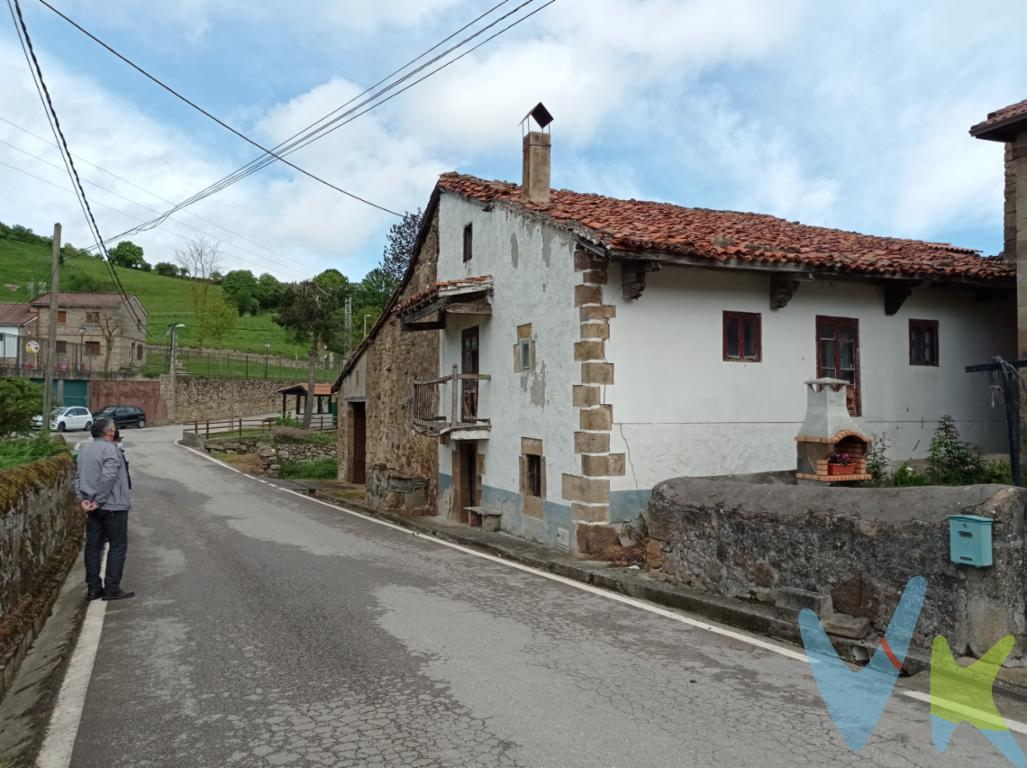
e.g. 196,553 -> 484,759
75,416 -> 135,601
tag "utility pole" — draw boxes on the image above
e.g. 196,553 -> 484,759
344,296 -> 353,355
42,223 -> 61,435
167,323 -> 186,423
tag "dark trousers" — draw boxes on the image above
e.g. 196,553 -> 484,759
84,509 -> 129,594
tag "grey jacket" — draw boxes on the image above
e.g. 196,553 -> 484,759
75,438 -> 131,511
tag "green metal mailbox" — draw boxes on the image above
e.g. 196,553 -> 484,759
947,515 -> 993,568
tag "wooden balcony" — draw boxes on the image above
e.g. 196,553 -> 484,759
412,365 -> 491,438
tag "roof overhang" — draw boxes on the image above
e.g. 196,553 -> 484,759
399,280 -> 494,331
970,115 -> 1027,143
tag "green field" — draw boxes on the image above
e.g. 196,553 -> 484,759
0,238 -> 307,356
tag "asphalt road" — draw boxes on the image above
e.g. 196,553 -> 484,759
56,425 -> 1026,767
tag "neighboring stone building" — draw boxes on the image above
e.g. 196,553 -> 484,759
339,108 -> 1014,554
332,209 -> 441,513
29,293 -> 148,375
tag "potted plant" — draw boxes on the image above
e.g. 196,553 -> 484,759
827,451 -> 856,476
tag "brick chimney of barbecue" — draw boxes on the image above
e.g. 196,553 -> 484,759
971,99 -> 1027,355
522,131 -> 551,205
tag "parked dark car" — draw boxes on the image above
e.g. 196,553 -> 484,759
94,405 -> 147,429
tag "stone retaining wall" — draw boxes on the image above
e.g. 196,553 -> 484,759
201,434 -> 336,476
646,477 -> 1027,660
0,453 -> 82,699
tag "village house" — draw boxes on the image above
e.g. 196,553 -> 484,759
336,106 -> 1015,553
0,302 -> 35,363
29,292 -> 148,375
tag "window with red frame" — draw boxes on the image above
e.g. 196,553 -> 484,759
815,316 -> 860,416
909,319 -> 939,366
723,311 -> 761,362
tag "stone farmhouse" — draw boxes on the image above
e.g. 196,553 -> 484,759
335,107 -> 1015,553
29,292 -> 148,374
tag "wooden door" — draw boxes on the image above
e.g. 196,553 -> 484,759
351,402 -> 366,484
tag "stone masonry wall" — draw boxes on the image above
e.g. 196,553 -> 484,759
165,375 -> 295,423
646,477 -> 1027,660
339,210 -> 440,510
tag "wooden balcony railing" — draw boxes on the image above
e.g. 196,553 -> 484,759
412,365 -> 491,436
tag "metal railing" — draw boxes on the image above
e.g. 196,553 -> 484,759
412,364 -> 491,436
183,414 -> 337,438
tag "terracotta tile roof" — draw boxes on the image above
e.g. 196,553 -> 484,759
970,98 -> 1027,141
395,275 -> 494,315
0,303 -> 36,325
437,173 -> 1013,282
30,292 -> 131,308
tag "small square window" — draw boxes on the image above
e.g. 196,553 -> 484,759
85,311 -> 100,324
463,223 -> 473,262
723,311 -> 761,362
57,310 -> 67,324
909,319 -> 939,366
525,454 -> 542,498
55,340 -> 67,354
85,341 -> 100,357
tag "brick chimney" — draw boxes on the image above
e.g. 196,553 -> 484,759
521,102 -> 553,205
971,99 -> 1027,356
522,132 -> 551,205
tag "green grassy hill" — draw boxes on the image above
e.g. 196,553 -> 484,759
0,238 -> 303,356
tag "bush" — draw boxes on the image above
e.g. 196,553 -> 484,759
0,435 -> 68,470
927,415 -> 987,485
0,378 -> 42,436
278,458 -> 337,479
865,434 -> 890,483
890,462 -> 929,486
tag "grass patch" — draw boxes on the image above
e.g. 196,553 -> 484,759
0,238 -> 305,356
0,435 -> 69,470
278,458 -> 337,479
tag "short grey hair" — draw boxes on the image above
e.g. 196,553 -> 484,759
91,416 -> 115,439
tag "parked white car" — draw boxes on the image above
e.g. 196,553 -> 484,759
35,406 -> 94,432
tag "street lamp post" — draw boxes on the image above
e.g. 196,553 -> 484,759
167,323 -> 186,422
264,341 -> 270,379
77,325 -> 87,375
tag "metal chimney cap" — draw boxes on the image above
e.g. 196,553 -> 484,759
521,102 -> 554,130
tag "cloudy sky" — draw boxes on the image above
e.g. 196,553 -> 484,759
2,0 -> 1026,282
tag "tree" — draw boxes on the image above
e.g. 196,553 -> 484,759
108,241 -> 150,271
176,238 -> 222,348
154,262 -> 179,277
0,378 -> 42,436
356,267 -> 393,309
380,208 -> 422,288
98,311 -> 123,375
221,269 -> 260,316
274,281 -> 344,428
200,295 -> 237,347
256,272 -> 283,311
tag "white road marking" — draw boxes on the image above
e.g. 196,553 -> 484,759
180,442 -> 1027,735
36,553 -> 107,768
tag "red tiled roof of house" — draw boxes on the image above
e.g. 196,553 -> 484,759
395,275 -> 494,315
0,302 -> 36,325
437,173 -> 1013,282
30,292 -> 129,308
970,98 -> 1027,140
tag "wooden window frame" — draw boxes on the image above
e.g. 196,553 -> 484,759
462,223 -> 473,263
85,311 -> 100,324
815,315 -> 861,416
55,340 -> 67,354
84,341 -> 100,357
909,319 -> 939,367
722,311 -> 762,362
525,454 -> 542,498
57,310 -> 67,324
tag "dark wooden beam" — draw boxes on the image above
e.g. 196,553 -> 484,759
401,318 -> 446,332
884,284 -> 915,315
769,274 -> 800,310
621,261 -> 661,301
400,297 -> 448,323
445,297 -> 492,315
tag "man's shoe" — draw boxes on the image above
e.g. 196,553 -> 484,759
102,589 -> 135,601
87,590 -> 104,601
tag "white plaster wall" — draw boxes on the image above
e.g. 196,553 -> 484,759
435,195 -> 579,513
340,351 -> 367,401
606,264 -> 1015,491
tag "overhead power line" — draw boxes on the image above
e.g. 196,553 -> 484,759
36,0 -> 554,242
0,113 -> 316,271
7,0 -> 144,328
37,0 -> 401,217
